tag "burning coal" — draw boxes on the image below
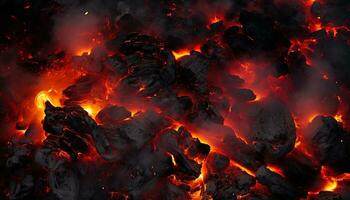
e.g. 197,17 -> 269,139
1,0 -> 350,199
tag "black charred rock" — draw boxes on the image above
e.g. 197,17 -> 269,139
263,1 -> 308,37
6,143 -> 32,170
187,102 -> 224,125
252,100 -> 296,161
154,93 -> 193,120
48,159 -> 79,200
178,51 -> 210,94
157,127 -> 210,181
305,116 -> 350,173
206,153 -> 230,172
43,102 -> 96,135
274,150 -> 320,190
316,0 -> 350,26
221,74 -> 245,89
200,39 -> 227,63
256,166 -> 307,199
117,14 -> 143,33
272,57 -> 289,77
199,123 -> 262,171
310,191 -> 343,200
42,102 -> 96,159
313,36 -> 350,90
223,26 -> 255,56
96,105 -> 131,125
119,33 -> 160,56
205,165 -> 255,199
103,54 -> 128,76
115,48 -> 176,101
43,130 -> 90,160
209,20 -> 225,33
9,174 -> 34,200
92,110 -> 170,161
110,145 -> 174,199
239,11 -> 290,51
63,75 -> 97,105
229,88 -> 256,102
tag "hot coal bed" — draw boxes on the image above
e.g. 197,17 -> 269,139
1,0 -> 350,200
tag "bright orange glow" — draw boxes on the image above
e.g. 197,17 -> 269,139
35,89 -> 61,112
334,114 -> 343,123
322,74 -> 329,80
210,16 -> 221,24
17,129 -> 26,135
189,164 -> 206,200
167,152 -> 177,166
75,47 -> 92,56
307,113 -> 319,123
172,45 -> 201,60
81,103 -> 102,118
323,178 -> 337,191
321,167 -> 337,192
230,161 -> 255,177
266,164 -> 285,177
294,137 -> 302,148
172,50 -> 191,60
309,22 -> 322,32
138,85 -> 146,92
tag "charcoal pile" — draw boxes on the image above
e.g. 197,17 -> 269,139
1,0 -> 350,200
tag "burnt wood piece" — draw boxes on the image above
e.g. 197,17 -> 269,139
256,166 -> 306,199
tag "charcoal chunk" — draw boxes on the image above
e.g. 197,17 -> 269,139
205,165 -> 255,199
178,51 -> 209,94
206,153 -> 230,172
92,110 -> 170,161
256,166 -> 306,199
96,105 -> 131,125
48,161 -> 79,200
305,116 -> 350,173
252,100 -> 296,160
9,174 -> 34,200
157,128 -> 210,180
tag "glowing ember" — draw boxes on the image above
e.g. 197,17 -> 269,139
334,114 -> 343,123
2,1 -> 350,199
81,103 -> 101,118
266,165 -> 285,177
230,161 -> 255,177
75,47 -> 92,56
35,89 -> 60,111
172,49 -> 191,60
210,16 -> 221,24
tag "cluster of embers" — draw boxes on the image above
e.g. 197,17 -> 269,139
6,31 -> 350,199
4,1 -> 350,200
